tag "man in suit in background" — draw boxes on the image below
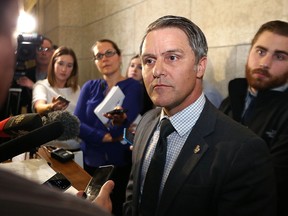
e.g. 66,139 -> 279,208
117,15 -> 277,216
219,20 -> 288,215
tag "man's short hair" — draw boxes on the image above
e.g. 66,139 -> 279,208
251,20 -> 288,46
139,15 -> 208,64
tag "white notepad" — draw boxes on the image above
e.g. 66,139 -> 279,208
94,86 -> 125,124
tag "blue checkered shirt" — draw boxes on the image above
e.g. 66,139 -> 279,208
140,93 -> 206,196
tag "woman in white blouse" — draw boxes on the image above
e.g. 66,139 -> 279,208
32,46 -> 81,150
33,46 -> 80,114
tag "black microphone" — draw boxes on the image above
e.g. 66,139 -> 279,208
41,111 -> 80,141
0,121 -> 64,162
0,113 -> 43,138
0,111 -> 79,141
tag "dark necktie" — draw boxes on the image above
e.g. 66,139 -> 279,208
242,93 -> 256,125
140,118 -> 175,216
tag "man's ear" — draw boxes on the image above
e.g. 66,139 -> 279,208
196,56 -> 207,79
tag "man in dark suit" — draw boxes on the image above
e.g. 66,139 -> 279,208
96,15 -> 277,215
122,15 -> 276,216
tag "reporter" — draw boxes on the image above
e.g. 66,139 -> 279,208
32,46 -> 80,115
0,0 -> 113,215
74,39 -> 143,216
12,37 -> 54,114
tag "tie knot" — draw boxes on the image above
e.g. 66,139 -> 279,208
160,118 -> 175,138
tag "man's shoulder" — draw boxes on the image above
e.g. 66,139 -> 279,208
228,78 -> 248,96
203,102 -> 261,140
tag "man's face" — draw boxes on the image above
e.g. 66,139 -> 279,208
141,27 -> 206,115
246,31 -> 288,91
36,39 -> 54,66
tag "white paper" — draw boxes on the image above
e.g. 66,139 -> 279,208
94,86 -> 125,124
0,158 -> 78,194
0,158 -> 56,184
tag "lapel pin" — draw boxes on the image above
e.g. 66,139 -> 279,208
194,145 -> 200,154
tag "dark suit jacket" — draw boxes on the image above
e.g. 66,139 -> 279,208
124,101 -> 277,216
219,78 -> 288,215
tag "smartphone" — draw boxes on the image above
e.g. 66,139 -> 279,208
123,128 -> 135,145
84,165 -> 115,201
105,109 -> 128,115
56,95 -> 70,105
43,172 -> 71,191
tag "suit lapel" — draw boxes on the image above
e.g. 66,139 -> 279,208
133,109 -> 160,207
157,102 -> 216,216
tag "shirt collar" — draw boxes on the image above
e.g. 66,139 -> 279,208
159,93 -> 206,136
248,83 -> 288,95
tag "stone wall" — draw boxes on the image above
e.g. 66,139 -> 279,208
36,0 -> 288,97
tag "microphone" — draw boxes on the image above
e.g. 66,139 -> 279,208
41,111 -> 80,141
0,121 -> 64,162
0,113 -> 43,138
0,110 -> 79,147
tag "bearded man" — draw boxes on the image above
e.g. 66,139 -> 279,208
219,20 -> 288,216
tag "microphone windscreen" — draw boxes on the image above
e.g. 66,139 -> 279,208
0,113 -> 43,138
41,111 -> 80,140
0,121 -> 64,162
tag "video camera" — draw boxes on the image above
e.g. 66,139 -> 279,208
14,33 -> 43,79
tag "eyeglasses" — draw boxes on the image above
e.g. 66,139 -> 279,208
93,50 -> 117,61
37,46 -> 53,52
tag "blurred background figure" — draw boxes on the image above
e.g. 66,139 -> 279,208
32,46 -> 81,151
0,1 -> 112,215
219,20 -> 288,215
10,37 -> 54,115
74,39 -> 143,216
126,54 -> 154,115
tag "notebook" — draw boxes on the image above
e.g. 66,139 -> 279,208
94,86 -> 125,124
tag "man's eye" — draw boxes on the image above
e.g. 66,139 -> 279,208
274,52 -> 288,61
169,55 -> 178,61
144,58 -> 154,65
257,49 -> 265,56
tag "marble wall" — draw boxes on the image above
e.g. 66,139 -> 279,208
36,0 -> 288,97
